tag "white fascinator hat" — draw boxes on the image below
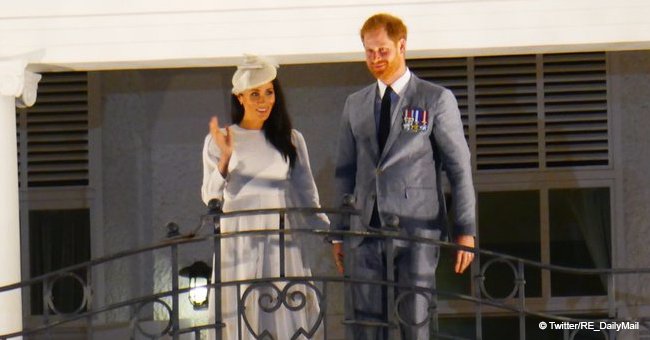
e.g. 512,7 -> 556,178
231,54 -> 279,94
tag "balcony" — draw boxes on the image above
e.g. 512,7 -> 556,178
2,201 -> 648,340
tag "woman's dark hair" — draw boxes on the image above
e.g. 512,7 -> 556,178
231,79 -> 297,168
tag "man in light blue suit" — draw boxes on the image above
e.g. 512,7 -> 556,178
331,13 -> 477,339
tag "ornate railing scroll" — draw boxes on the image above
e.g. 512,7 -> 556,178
1,200 -> 650,339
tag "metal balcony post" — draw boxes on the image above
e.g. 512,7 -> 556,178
385,216 -> 398,339
340,194 -> 355,336
86,263 -> 93,339
43,278 -> 51,340
475,252 -> 483,340
280,211 -> 286,278
171,242 -> 179,340
517,260 -> 526,340
431,270 -> 439,339
211,199 -> 223,340
607,272 -> 616,340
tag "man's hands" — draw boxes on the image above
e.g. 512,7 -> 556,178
331,243 -> 344,274
454,235 -> 475,274
209,116 -> 233,176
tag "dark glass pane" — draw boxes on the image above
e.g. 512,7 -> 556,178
525,315 -> 563,340
478,191 -> 542,297
29,209 -> 91,315
439,314 -> 608,340
437,316 -> 476,339
437,194 -> 472,300
483,315 -> 564,340
549,188 -> 610,296
482,316 -> 520,339
440,315 -> 549,340
437,247 -> 472,300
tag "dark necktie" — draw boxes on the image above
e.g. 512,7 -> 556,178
370,86 -> 393,228
377,86 -> 393,153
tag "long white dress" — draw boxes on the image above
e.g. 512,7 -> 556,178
201,125 -> 327,340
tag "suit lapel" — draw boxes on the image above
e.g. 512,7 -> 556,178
379,75 -> 418,163
361,86 -> 380,162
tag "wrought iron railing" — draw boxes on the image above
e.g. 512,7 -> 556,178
1,201 -> 649,339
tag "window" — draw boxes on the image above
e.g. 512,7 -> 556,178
549,188 -> 610,296
29,209 -> 90,314
439,314 -> 608,340
409,52 -> 609,171
19,72 -> 89,187
478,191 -> 542,298
17,72 -> 91,316
409,52 -> 614,325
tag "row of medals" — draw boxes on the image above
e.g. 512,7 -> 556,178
402,110 -> 428,132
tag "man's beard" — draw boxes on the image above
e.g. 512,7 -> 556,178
368,59 -> 401,82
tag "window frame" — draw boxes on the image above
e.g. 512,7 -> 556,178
421,52 -> 618,317
17,71 -> 105,325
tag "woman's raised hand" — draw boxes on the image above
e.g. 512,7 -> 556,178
209,116 -> 234,176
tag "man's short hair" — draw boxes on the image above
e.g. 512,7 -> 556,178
360,13 -> 407,43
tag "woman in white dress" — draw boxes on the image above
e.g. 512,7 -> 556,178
201,55 -> 328,340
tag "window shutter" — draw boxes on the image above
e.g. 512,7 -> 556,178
409,52 -> 608,171
22,72 -> 89,187
474,55 -> 539,170
408,57 -> 470,143
543,53 -> 608,167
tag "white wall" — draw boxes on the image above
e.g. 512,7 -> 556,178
96,62 -> 369,331
2,0 -> 650,71
609,51 -> 650,319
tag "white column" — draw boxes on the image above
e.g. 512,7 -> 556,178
0,59 -> 40,337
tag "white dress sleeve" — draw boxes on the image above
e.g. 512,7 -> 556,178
288,130 -> 330,228
201,133 -> 227,205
